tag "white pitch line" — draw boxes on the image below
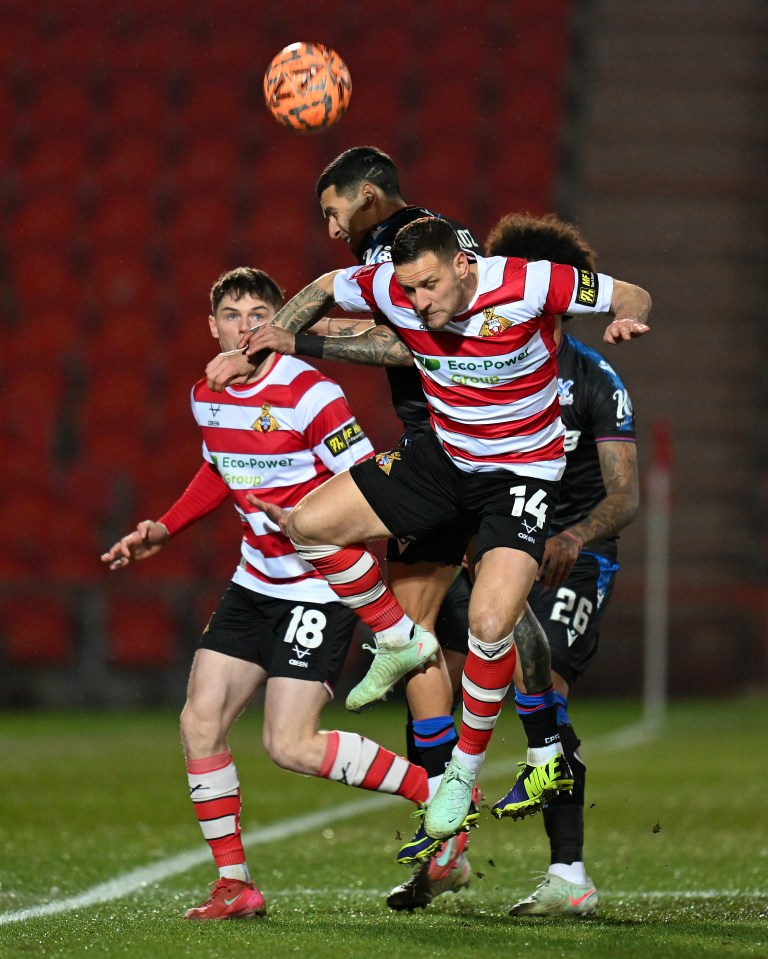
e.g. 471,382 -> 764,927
0,718 -> 659,925
0,794 -> 395,925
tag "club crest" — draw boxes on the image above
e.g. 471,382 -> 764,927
479,308 -> 513,337
252,403 -> 280,432
375,450 -> 402,475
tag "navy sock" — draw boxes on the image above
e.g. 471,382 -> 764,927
543,720 -> 586,864
515,686 -> 561,750
409,715 -> 458,779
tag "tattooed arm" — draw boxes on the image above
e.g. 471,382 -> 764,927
309,317 -> 375,337
247,272 -> 340,342
243,270 -> 411,367
302,324 -> 413,366
302,309 -> 413,366
537,440 -> 640,589
238,321 -> 413,368
573,440 -> 640,544
230,292 -> 413,369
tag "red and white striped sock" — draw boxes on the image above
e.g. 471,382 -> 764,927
319,730 -> 428,804
186,750 -> 249,879
291,540 -> 407,633
457,633 -> 518,760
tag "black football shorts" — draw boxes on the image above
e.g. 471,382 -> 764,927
527,551 -> 620,686
351,430 -> 559,565
199,582 -> 358,692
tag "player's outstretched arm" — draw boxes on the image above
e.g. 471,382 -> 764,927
241,272 -> 341,357
240,309 -> 412,368
603,280 -> 652,344
299,325 -> 413,367
244,322 -> 412,367
101,520 -> 169,570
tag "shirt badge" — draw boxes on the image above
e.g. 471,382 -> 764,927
374,450 -> 402,475
479,308 -> 513,337
252,403 -> 279,432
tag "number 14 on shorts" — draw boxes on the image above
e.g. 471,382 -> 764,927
509,485 -> 549,529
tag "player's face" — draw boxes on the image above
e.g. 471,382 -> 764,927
394,251 -> 472,330
319,184 -> 376,254
209,294 -> 277,353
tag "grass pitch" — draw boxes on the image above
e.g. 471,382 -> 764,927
0,698 -> 766,959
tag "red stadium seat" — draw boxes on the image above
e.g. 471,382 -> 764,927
485,137 -> 558,207
80,366 -> 149,429
255,147 -> 320,194
45,508 -> 103,581
77,367 -> 153,483
0,594 -> 75,666
84,307 -> 156,368
95,136 -> 166,193
106,592 -> 178,667
0,82 -> 14,136
87,251 -> 157,309
82,425 -> 148,466
165,251 -> 231,307
32,24 -> 106,81
104,29 -> 191,80
62,452 -> 128,527
0,20 -> 34,62
10,250 -> 82,305
195,28 -> 258,70
26,78 -> 93,136
242,200 -> 313,283
7,190 -> 80,249
171,138 -> 242,194
7,308 -> 83,361
1,370 -> 63,456
86,194 -> 156,249
15,136 -> 89,191
0,489 -> 56,574
495,83 -> 564,138
107,79 -> 170,134
409,145 -> 479,217
163,196 -> 237,262
176,77 -> 249,134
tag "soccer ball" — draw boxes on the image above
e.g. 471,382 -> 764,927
263,42 -> 352,134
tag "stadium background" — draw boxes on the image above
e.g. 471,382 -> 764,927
0,0 -> 766,707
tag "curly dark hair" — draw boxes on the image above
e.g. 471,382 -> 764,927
485,212 -> 597,272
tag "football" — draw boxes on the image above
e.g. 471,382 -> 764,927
263,42 -> 352,134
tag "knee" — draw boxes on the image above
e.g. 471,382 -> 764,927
469,610 -> 515,646
285,501 -> 314,547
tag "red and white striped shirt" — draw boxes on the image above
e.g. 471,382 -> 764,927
191,355 -> 373,601
333,255 -> 614,481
